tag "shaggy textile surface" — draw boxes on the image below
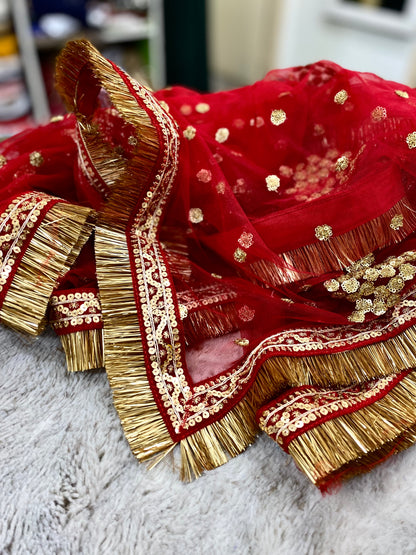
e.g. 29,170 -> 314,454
2,325 -> 416,555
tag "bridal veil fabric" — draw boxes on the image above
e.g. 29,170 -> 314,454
3,40 -> 416,490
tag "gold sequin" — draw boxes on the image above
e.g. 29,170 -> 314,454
183,125 -> 196,140
238,231 -> 254,249
128,135 -> 138,146
395,90 -> 409,99
371,106 -> 387,122
234,247 -> 247,263
234,338 -> 249,347
215,128 -> 229,143
324,279 -> 340,292
179,304 -> 188,319
406,132 -> 416,149
390,214 -> 404,230
265,174 -> 280,192
348,310 -> 365,323
314,224 -> 333,241
0,155 -> 6,168
196,102 -> 210,113
399,263 -> 416,280
334,90 -> 348,105
270,109 -> 287,126
335,156 -> 349,171
196,169 -> 212,183
189,207 -> 203,224
341,277 -> 360,293
29,151 -> 44,167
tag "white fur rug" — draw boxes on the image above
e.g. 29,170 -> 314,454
2,324 -> 416,555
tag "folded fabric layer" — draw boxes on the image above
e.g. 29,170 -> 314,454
3,40 -> 416,489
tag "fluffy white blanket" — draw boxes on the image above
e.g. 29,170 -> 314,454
1,325 -> 416,554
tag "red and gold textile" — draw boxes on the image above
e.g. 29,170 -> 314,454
3,40 -> 416,489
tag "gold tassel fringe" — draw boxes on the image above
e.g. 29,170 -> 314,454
252,198 -> 416,285
60,328 -> 104,372
262,324 -> 416,388
287,371 -> 416,488
0,202 -> 94,335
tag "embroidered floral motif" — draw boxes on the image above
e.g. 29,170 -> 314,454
335,155 -> 349,171
238,305 -> 255,322
238,231 -> 254,249
334,89 -> 348,104
196,169 -> 212,183
234,247 -> 247,263
371,106 -> 387,122
189,207 -> 204,224
215,127 -> 229,143
270,109 -> 286,126
183,125 -> 196,140
29,151 -> 44,167
406,132 -> 416,149
265,174 -> 280,191
390,214 -> 404,230
314,224 -> 333,241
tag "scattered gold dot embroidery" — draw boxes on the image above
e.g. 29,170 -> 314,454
390,214 -> 404,230
238,231 -> 254,249
29,151 -> 44,167
371,106 -> 387,122
234,338 -> 249,347
189,207 -> 204,224
265,174 -> 280,192
250,116 -> 265,128
128,135 -> 138,146
314,224 -> 333,241
180,104 -> 192,115
334,90 -> 348,105
335,155 -> 349,171
215,127 -> 230,143
179,304 -> 188,319
0,155 -> 6,168
395,90 -> 409,99
196,169 -> 212,183
183,126 -> 196,140
50,115 -> 64,122
270,109 -> 286,126
238,305 -> 255,321
195,102 -> 210,113
406,132 -> 416,149
216,181 -> 226,194
234,247 -> 247,263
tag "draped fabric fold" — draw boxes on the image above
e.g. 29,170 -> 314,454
3,40 -> 416,489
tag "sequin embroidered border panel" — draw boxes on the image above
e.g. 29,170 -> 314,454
258,370 -> 410,451
50,289 -> 102,334
0,192 -> 57,306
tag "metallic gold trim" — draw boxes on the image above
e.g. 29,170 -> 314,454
60,328 -> 104,372
287,371 -> 416,488
0,202 -> 94,335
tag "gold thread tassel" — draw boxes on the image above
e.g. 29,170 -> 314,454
59,328 -> 104,372
0,202 -> 95,335
286,371 -> 416,490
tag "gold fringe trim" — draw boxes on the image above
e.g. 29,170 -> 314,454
60,328 -> 104,372
180,396 -> 259,481
55,39 -> 159,222
287,371 -> 416,488
262,324 -> 416,388
95,223 -> 174,461
0,202 -> 94,335
252,198 -> 416,285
